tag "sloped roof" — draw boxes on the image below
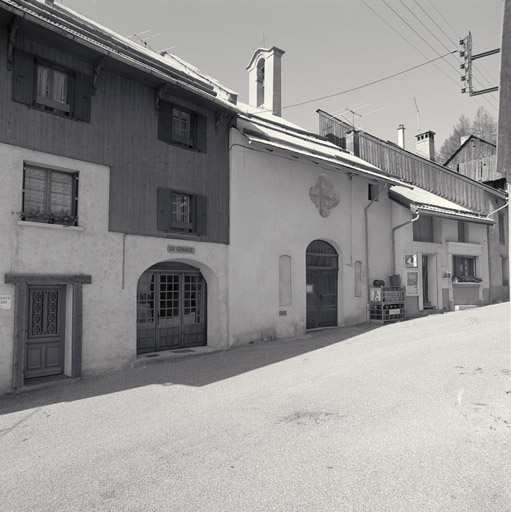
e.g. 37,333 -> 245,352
1,0 -> 239,110
444,134 -> 496,166
390,185 -> 494,224
317,109 -> 507,201
236,112 -> 408,187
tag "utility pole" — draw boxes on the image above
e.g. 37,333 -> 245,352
460,32 -> 500,96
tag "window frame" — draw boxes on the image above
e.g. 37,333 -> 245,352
498,213 -> 506,245
368,184 -> 380,201
452,255 -> 479,282
157,187 -> 207,236
21,163 -> 79,226
157,100 -> 207,152
35,61 -> 71,115
457,221 -> 468,243
12,50 -> 92,122
413,215 -> 434,242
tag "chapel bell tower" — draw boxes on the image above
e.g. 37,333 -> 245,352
246,46 -> 285,116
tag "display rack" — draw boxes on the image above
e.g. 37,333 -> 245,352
369,286 -> 406,324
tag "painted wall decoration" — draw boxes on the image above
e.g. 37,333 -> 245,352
309,173 -> 340,217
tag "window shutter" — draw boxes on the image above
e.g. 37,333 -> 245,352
196,113 -> 208,153
12,50 -> 34,105
73,72 -> 92,122
158,101 -> 173,143
195,195 -> 207,235
157,188 -> 171,231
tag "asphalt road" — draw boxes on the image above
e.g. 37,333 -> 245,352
1,303 -> 510,512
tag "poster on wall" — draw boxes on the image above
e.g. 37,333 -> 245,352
406,271 -> 419,295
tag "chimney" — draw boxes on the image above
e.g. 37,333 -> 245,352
397,124 -> 406,149
346,130 -> 360,156
415,130 -> 436,161
246,47 -> 285,116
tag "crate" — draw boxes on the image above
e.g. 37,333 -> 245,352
369,286 -> 406,324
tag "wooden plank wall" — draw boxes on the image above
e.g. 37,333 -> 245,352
0,29 -> 230,243
319,113 -> 488,213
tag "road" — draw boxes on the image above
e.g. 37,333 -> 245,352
1,303 -> 510,512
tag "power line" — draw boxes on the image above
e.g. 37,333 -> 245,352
379,0 -> 498,114
397,0 -> 498,100
423,0 -> 499,89
409,0 -> 498,90
281,50 -> 456,112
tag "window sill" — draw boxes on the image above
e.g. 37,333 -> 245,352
18,220 -> 83,231
452,282 -> 481,286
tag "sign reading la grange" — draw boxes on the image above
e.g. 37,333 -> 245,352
167,245 -> 195,254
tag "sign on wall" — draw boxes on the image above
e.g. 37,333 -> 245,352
406,271 -> 419,296
405,254 -> 418,268
0,295 -> 12,310
167,245 -> 195,254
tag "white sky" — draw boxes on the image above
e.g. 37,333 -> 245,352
59,0 -> 503,150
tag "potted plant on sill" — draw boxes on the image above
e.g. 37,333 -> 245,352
18,208 -> 77,226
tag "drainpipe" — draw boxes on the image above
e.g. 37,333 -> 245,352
487,223 -> 492,303
122,233 -> 127,290
485,200 -> 509,218
391,210 -> 420,275
364,183 -> 387,312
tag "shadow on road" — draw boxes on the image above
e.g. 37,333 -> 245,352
0,323 -> 380,415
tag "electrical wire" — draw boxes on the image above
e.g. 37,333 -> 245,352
280,50 -> 456,112
398,0 -> 498,103
411,0 -> 499,90
423,0 -> 500,88
379,0 -> 498,114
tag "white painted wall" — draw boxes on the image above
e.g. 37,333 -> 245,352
391,201 -> 490,314
0,143 -> 228,394
228,129 -> 393,344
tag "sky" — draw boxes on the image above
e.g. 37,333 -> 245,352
58,0 -> 503,151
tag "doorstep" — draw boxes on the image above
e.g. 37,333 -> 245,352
132,346 -> 227,368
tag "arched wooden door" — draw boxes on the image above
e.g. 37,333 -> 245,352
306,240 -> 339,329
137,262 -> 206,354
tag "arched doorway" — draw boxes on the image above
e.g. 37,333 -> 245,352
137,262 -> 206,354
306,240 -> 339,329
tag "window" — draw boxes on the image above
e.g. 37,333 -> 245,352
502,257 -> 509,287
453,255 -> 479,282
499,213 -> 506,245
36,64 -> 70,113
413,216 -> 433,242
157,188 -> 207,235
21,164 -> 78,226
158,101 -> 207,152
12,50 -> 92,121
368,184 -> 379,201
457,221 -> 468,243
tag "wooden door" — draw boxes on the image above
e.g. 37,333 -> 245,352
137,266 -> 206,354
25,286 -> 66,379
422,255 -> 430,306
306,241 -> 338,329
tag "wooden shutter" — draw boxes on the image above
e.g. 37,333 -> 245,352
12,50 -> 34,105
195,195 -> 207,235
73,72 -> 93,122
157,188 -> 171,232
196,113 -> 208,153
158,101 -> 173,143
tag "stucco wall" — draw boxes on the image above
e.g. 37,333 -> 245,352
228,129 -> 392,344
391,201 -> 491,316
0,143 -> 228,394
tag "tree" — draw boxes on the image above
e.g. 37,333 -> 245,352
437,114 -> 471,164
437,108 -> 497,163
471,107 -> 497,143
